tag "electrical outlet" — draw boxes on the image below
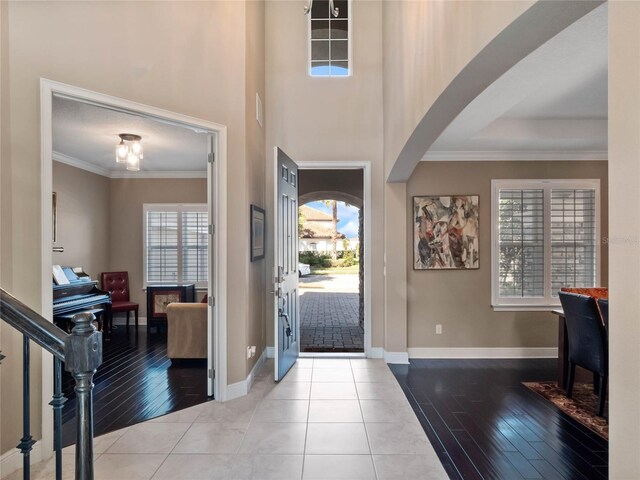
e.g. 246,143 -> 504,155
250,346 -> 257,357
436,324 -> 443,335
247,346 -> 252,359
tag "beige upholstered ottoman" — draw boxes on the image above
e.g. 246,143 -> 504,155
166,303 -> 207,359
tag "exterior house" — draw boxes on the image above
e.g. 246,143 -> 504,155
1,2 -> 639,479
298,204 -> 353,253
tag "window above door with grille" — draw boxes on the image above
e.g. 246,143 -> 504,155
491,179 -> 600,311
309,0 -> 350,77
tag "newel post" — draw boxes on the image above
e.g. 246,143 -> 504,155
64,313 -> 102,480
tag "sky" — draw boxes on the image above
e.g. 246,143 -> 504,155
305,200 -> 359,238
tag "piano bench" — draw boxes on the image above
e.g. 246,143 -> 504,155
54,308 -> 104,333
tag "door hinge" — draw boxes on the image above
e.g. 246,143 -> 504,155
208,152 -> 215,163
209,224 -> 215,235
208,296 -> 215,307
208,368 -> 215,379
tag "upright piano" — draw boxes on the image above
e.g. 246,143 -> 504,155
53,273 -> 111,333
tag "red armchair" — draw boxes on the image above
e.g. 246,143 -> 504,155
101,271 -> 138,330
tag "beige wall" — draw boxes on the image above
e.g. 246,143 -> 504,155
0,0 -> 259,454
380,0 -> 535,356
109,177 -> 208,318
52,162 -> 110,281
609,2 -> 640,477
244,0 -> 267,375
381,1 -> 533,177
406,161 -> 609,350
265,0 -> 384,350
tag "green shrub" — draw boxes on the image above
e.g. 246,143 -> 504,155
342,257 -> 356,267
341,250 -> 357,267
299,251 -> 332,267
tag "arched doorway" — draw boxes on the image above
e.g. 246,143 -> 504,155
298,170 -> 365,353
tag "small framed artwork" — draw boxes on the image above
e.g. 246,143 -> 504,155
151,291 -> 181,318
414,195 -> 479,270
250,205 -> 265,261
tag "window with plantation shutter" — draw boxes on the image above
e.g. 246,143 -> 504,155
498,189 -> 544,298
492,180 -> 600,310
146,210 -> 179,284
144,204 -> 208,288
551,189 -> 597,295
182,210 -> 209,285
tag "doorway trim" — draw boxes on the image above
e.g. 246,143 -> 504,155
39,79 -> 228,456
296,160 -> 372,357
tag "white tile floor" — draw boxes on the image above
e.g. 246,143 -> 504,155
7,358 -> 448,480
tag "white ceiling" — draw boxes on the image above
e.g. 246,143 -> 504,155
425,3 -> 608,161
52,95 -> 209,177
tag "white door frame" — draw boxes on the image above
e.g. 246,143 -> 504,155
295,160 -> 372,358
39,79 -> 228,457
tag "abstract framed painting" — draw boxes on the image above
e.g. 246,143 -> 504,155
413,195 -> 479,270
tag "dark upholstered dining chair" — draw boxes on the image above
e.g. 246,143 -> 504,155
558,291 -> 608,416
101,271 -> 139,330
597,298 -> 609,334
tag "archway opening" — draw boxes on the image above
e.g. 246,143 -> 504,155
298,169 -> 364,353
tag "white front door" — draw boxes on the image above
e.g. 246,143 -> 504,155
273,147 -> 300,381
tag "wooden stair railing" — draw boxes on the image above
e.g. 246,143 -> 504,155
0,288 -> 103,480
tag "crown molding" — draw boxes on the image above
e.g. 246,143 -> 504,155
422,150 -> 608,162
53,151 -> 112,177
109,170 -> 207,179
52,151 -> 206,179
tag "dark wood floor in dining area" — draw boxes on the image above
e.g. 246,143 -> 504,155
61,325 -> 209,447
390,359 -> 608,480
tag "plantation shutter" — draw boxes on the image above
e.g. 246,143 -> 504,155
498,189 -> 545,298
550,189 -> 597,295
144,204 -> 208,287
146,211 -> 179,284
182,210 -> 209,284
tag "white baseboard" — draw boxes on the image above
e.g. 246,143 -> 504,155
0,441 -> 41,479
111,315 -> 147,326
368,348 -> 408,364
266,346 -> 275,359
407,347 -> 558,359
369,347 -> 384,359
225,380 -> 246,401
383,351 -> 410,364
224,348 -> 267,401
246,348 -> 266,393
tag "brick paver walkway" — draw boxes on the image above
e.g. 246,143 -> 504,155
299,288 -> 363,352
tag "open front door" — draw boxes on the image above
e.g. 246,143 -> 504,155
273,147 -> 300,381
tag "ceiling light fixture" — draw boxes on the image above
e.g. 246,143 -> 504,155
115,133 -> 143,171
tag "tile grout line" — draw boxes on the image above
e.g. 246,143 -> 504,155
352,359 -> 379,480
146,414 -> 199,480
300,361 -> 315,480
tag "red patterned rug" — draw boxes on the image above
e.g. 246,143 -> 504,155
523,382 -> 608,440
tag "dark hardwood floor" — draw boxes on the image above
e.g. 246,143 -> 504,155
61,325 -> 210,446
389,359 -> 608,480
